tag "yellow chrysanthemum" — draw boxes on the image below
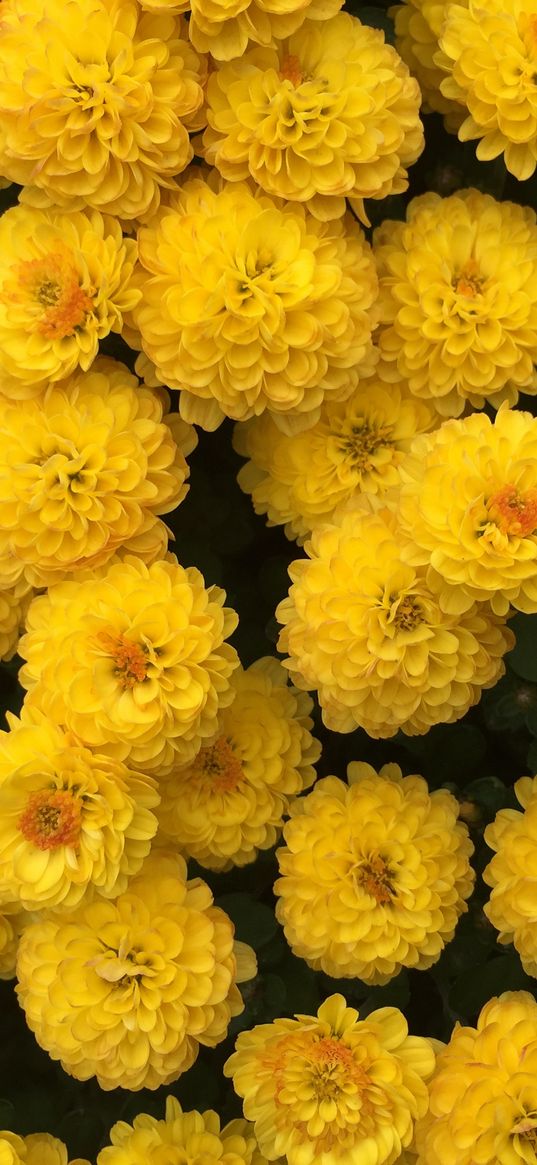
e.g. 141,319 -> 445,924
397,407 -> 537,616
225,992 -> 435,1165
201,14 -> 424,222
483,775 -> 537,977
414,991 -> 537,1164
0,579 -> 34,663
130,177 -> 379,433
390,0 -> 465,128
0,0 -> 206,220
158,656 -> 320,870
0,1130 -> 89,1165
18,555 -> 240,774
140,0 -> 343,60
0,707 -> 159,911
98,1096 -> 273,1165
374,189 -> 537,416
0,357 -> 196,589
233,378 -> 440,543
275,763 -> 475,984
276,506 -> 513,737
0,903 -> 30,980
16,852 -> 257,1091
436,0 -> 537,180
0,205 -> 139,399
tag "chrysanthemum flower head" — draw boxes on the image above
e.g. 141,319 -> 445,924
233,376 -> 441,543
130,177 -> 379,433
0,903 -> 30,980
390,0 -> 466,128
0,0 -> 206,221
374,189 -> 537,416
414,991 -> 537,1164
397,406 -> 537,615
0,580 -> 35,662
0,205 -> 139,398
275,762 -> 475,984
158,656 -> 320,870
16,851 -> 257,1090
483,775 -> 537,977
0,1131 -> 89,1165
201,13 -> 424,222
141,0 -> 343,60
98,1096 -> 272,1165
0,707 -> 159,912
276,505 -> 513,737
18,555 -> 240,773
0,357 -> 196,589
436,0 -> 537,181
225,992 -> 435,1165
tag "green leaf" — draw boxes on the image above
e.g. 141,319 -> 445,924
449,953 -> 535,1019
215,893 -> 278,950
462,775 -> 510,814
507,615 -> 537,682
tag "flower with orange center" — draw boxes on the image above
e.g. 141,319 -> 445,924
275,763 -> 475,984
0,205 -> 139,398
0,357 -> 196,590
224,993 -> 436,1165
0,0 -> 206,220
374,189 -> 537,415
0,1130 -> 89,1165
396,406 -> 537,615
140,0 -> 343,60
18,555 -> 240,774
157,657 -> 320,870
16,852 -> 257,1090
201,13 -> 424,222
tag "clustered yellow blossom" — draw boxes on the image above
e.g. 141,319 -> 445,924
157,656 -> 320,870
0,708 -> 159,911
375,189 -> 537,416
0,579 -> 34,662
0,357 -> 196,589
0,1131 -> 89,1165
275,763 -> 475,984
16,852 -> 257,1090
390,0 -> 466,128
202,13 -> 424,222
483,775 -> 537,977
414,991 -> 537,1165
130,177 -> 379,433
276,506 -> 513,737
0,0 -> 206,221
397,407 -> 537,615
225,993 -> 436,1165
142,0 -> 344,60
97,1096 -> 270,1165
233,377 -> 440,543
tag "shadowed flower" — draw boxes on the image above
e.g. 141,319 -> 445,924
0,1131 -> 89,1165
483,775 -> 537,977
97,1096 -> 274,1165
390,0 -> 466,129
140,0 -> 343,60
0,580 -> 34,662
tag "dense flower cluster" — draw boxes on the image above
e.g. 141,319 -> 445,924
275,763 -> 475,983
483,775 -> 537,977
0,1131 -> 89,1165
414,992 -> 537,1164
158,656 -> 320,869
16,852 -> 257,1090
225,993 -> 436,1165
97,1097 -> 271,1165
129,177 -> 379,432
374,189 -> 537,415
276,506 -> 513,737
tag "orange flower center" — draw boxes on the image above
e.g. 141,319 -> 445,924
453,259 -> 482,298
487,485 -> 537,537
3,251 -> 94,339
359,855 -> 395,905
194,736 -> 244,793
96,630 -> 149,688
279,54 -> 304,86
392,594 -> 424,631
19,789 -> 81,850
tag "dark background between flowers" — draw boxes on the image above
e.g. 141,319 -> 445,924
2,0 -> 537,1156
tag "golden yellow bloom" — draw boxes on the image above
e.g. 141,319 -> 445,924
98,1096 -> 272,1165
201,14 -> 424,222
414,991 -> 537,1165
0,902 -> 30,980
16,852 -> 256,1091
390,0 -> 465,128
276,506 -> 513,737
0,205 -> 139,399
0,1131 -> 89,1165
158,656 -> 320,870
436,0 -> 537,180
375,189 -> 537,415
0,0 -> 206,221
18,555 -> 240,774
483,776 -> 537,977
225,992 -> 435,1165
0,707 -> 159,911
141,0 -> 343,60
131,177 -> 379,433
397,407 -> 537,616
234,377 -> 440,543
275,763 -> 474,984
0,356 -> 196,589
0,579 -> 34,662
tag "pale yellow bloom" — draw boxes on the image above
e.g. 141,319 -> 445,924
0,1131 -> 89,1165
140,0 -> 343,60
0,579 -> 34,662
483,775 -> 537,977
98,1096 -> 272,1165
390,0 -> 466,128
